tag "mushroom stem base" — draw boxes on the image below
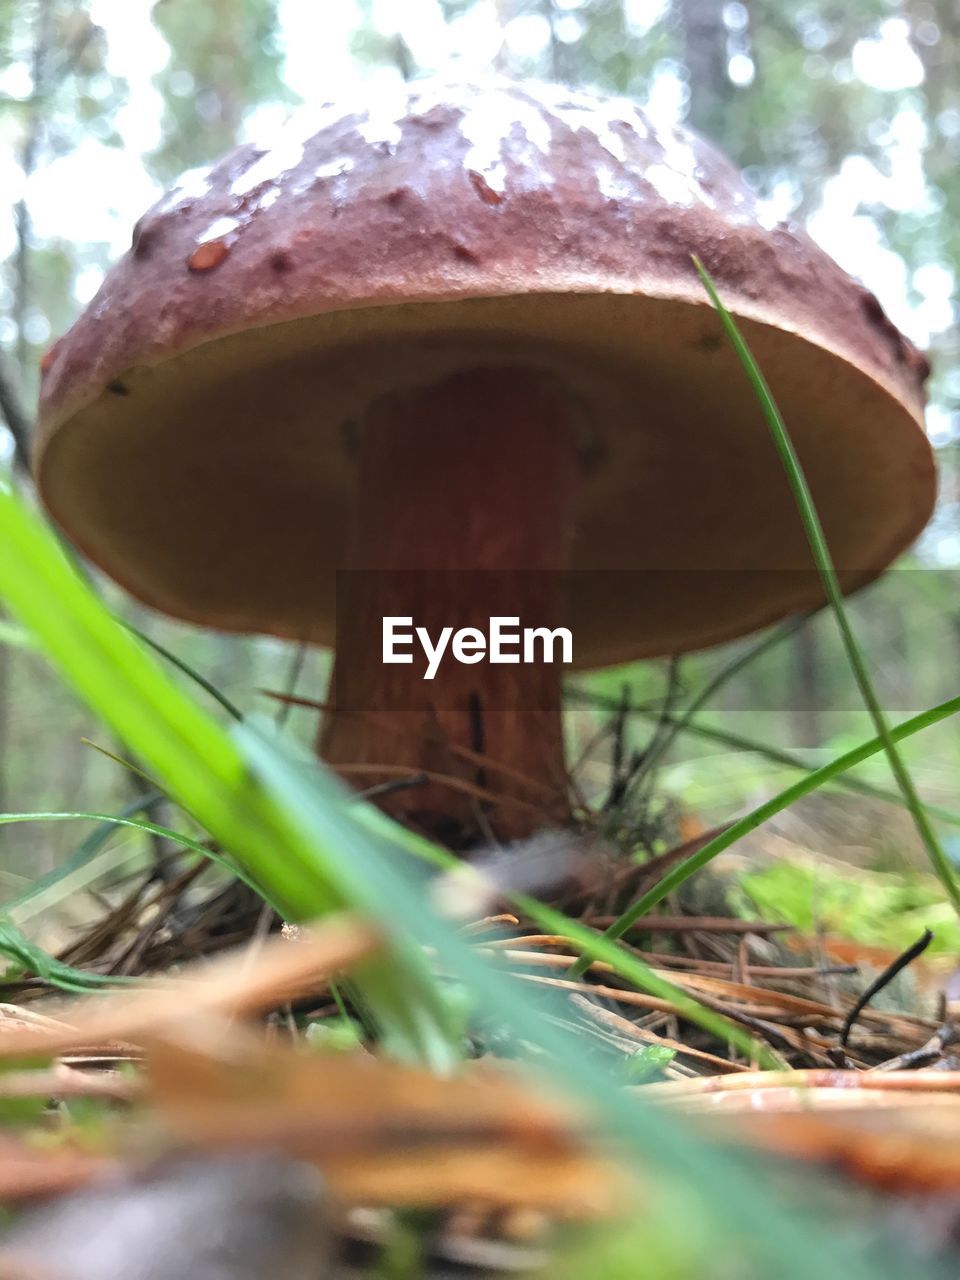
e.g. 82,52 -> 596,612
319,368 -> 580,847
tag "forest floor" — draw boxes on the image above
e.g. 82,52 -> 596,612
2,768 -> 960,1280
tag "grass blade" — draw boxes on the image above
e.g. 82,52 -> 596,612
0,477 -> 458,1069
236,719 -> 893,1280
569,691 -> 960,969
618,613 -> 815,801
0,810 -> 279,916
0,918 -> 140,992
691,258 -> 960,916
569,688 -> 960,830
1,792 -> 163,915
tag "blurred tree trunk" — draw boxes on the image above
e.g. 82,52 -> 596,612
904,0 -> 960,405
540,0 -> 576,83
2,0 -> 54,827
150,0 -> 288,176
790,625 -> 822,747
677,0 -> 730,140
885,589 -> 914,712
14,0 -> 55,368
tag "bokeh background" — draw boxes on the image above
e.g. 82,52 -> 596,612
2,0 -> 959,890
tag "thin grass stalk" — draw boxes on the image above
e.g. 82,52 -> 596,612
689,261 -> 960,916
568,688 -> 960,975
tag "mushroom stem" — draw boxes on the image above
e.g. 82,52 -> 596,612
320,368 -> 580,845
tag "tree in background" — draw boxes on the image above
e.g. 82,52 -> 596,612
150,0 -> 289,177
1,0 -> 959,875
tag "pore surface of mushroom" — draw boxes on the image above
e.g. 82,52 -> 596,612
34,77 -> 935,844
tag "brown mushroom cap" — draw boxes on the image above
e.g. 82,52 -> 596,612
34,77 -> 935,667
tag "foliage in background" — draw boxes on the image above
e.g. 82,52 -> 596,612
736,856 -> 960,956
149,0 -> 290,177
2,0 -> 960,901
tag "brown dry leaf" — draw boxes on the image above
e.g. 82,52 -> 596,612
0,915 -> 380,1062
675,1087 -> 960,1116
643,1069 -> 960,1197
142,1015 -> 629,1215
643,1069 -> 960,1101
705,1104 -> 960,1195
0,1006 -> 73,1036
0,1135 -> 117,1203
786,933 -> 945,984
0,1064 -> 136,1103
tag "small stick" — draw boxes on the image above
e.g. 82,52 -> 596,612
839,928 -> 933,1050
570,994 -> 749,1074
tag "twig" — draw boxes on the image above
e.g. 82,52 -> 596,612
511,972 -> 794,1065
871,1022 -> 960,1073
642,1068 -> 960,1098
584,915 -> 793,936
601,684 -> 632,811
623,655 -> 685,804
0,1063 -> 138,1101
332,762 -> 543,813
570,993 -> 747,1073
0,914 -> 382,1062
0,353 -> 31,472
273,642 -> 307,729
357,773 -> 429,803
263,690 -> 561,797
839,928 -> 934,1050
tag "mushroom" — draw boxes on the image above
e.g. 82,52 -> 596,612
34,78 -> 935,846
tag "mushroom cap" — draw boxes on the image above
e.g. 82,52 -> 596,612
35,77 -> 934,668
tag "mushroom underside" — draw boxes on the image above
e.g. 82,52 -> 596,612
35,291 -> 934,661
35,290 -> 934,842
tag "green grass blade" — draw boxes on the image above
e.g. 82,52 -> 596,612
1,792 -> 163,915
570,692 -> 960,969
235,719 -> 891,1280
0,478 -> 458,1069
657,709 -> 960,829
0,618 -> 36,650
296,690 -> 960,1041
619,613 -> 814,798
0,811 -> 279,915
511,895 -> 781,1066
570,689 -> 960,830
692,258 -> 960,916
127,623 -> 244,720
235,714 -> 775,1062
0,918 -> 140,992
